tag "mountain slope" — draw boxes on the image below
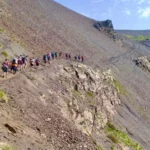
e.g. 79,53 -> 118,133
1,0 -> 150,150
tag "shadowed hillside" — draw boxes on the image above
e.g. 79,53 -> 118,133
1,0 -> 150,150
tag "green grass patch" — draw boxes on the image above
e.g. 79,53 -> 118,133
86,91 -> 95,98
72,90 -> 82,98
1,51 -> 9,58
10,35 -> 25,47
11,35 -> 16,42
0,43 -> 4,49
108,135 -> 119,144
124,35 -> 150,41
111,145 -> 115,150
0,143 -> 14,150
19,41 -> 25,47
105,122 -> 143,150
95,144 -> 103,150
0,90 -> 8,103
0,28 -> 6,33
113,80 -> 127,95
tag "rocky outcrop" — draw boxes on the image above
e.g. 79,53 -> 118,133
58,64 -> 120,136
135,56 -> 150,72
94,19 -> 114,32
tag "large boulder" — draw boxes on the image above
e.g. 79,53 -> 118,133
135,56 -> 150,71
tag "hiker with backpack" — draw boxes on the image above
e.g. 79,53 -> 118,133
43,54 -> 48,63
47,53 -> 51,63
51,52 -> 55,60
69,53 -> 71,60
18,55 -> 23,71
78,55 -> 80,61
11,58 -> 18,74
35,58 -> 40,66
74,56 -> 77,61
81,56 -> 84,62
2,59 -> 9,78
24,56 -> 28,68
65,53 -> 68,59
22,55 -> 28,68
30,57 -> 35,67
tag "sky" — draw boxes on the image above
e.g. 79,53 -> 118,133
54,0 -> 150,30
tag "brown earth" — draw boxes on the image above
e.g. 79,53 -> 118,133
1,0 -> 150,150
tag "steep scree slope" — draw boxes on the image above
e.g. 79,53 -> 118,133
1,0 -> 150,150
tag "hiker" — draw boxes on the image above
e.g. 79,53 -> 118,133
51,52 -> 55,59
18,56 -> 23,71
24,56 -> 28,68
69,53 -> 71,60
65,53 -> 68,59
78,55 -> 80,61
74,56 -> 77,61
14,57 -> 18,64
30,57 -> 35,67
35,58 -> 40,66
11,59 -> 18,74
22,55 -> 26,68
81,56 -> 84,62
43,55 -> 48,63
47,53 -> 51,63
55,52 -> 57,58
2,59 -> 9,78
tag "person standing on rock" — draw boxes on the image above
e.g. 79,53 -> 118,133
2,59 -> 9,78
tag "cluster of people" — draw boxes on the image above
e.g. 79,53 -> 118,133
1,51 -> 85,78
74,55 -> 84,62
1,55 -> 28,78
43,51 -> 59,64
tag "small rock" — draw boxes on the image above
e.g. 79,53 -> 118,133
45,118 -> 51,122
41,133 -> 47,139
4,124 -> 16,134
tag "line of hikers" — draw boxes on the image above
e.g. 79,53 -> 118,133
1,52 -> 84,78
42,52 -> 84,63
